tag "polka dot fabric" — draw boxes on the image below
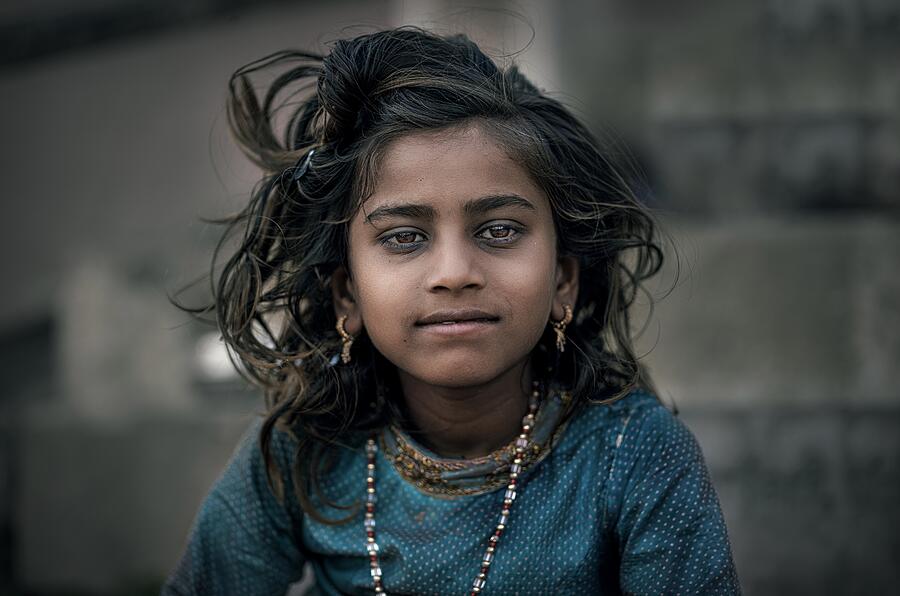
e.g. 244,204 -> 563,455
163,389 -> 741,594
163,421 -> 306,594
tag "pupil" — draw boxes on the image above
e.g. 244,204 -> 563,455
491,226 -> 510,238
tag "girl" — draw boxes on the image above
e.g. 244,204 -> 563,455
165,27 -> 740,595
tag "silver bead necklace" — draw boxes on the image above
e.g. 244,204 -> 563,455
363,381 -> 542,595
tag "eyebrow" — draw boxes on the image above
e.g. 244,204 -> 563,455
363,194 -> 536,224
465,194 -> 536,217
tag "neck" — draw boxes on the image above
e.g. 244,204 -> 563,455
396,360 -> 533,459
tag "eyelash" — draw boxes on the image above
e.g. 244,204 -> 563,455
379,223 -> 523,251
476,224 -> 520,242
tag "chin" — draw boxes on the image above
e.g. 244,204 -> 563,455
410,357 -> 513,389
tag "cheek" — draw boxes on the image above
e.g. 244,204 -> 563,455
490,254 -> 557,339
501,238 -> 558,304
351,260 -> 416,336
353,273 -> 420,367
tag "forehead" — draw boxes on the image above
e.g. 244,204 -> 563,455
361,124 -> 548,214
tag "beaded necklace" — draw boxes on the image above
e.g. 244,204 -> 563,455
363,382 -> 542,595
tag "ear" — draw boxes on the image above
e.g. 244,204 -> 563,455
331,265 -> 364,335
551,255 -> 580,321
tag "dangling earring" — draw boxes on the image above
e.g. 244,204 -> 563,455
550,304 -> 573,353
336,315 -> 354,364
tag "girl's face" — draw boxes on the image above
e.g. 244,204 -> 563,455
334,123 -> 579,389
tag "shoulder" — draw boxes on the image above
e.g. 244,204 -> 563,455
162,417 -> 309,593
223,417 -> 299,478
563,387 -> 703,481
584,386 -> 668,420
567,386 -> 676,444
199,416 -> 303,523
576,389 -> 714,516
591,388 -> 701,462
546,387 -> 675,478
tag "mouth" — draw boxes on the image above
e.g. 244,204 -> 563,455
415,309 -> 501,327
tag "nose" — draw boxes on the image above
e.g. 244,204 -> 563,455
425,233 -> 486,294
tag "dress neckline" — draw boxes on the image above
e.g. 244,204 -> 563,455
379,387 -> 572,498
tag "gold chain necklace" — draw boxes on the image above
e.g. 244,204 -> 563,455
363,382 -> 542,595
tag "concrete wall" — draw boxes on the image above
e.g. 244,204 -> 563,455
14,409 -> 256,593
635,217 -> 900,407
558,0 -> 900,213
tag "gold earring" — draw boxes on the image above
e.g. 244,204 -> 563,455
550,305 -> 573,353
336,315 -> 354,364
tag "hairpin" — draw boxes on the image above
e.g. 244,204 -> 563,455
291,148 -> 316,189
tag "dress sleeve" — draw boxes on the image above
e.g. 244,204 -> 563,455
161,419 -> 307,595
612,405 -> 741,595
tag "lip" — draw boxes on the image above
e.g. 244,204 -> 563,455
414,319 -> 499,337
415,308 -> 500,326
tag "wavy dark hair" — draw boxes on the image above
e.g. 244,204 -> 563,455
176,27 -> 665,522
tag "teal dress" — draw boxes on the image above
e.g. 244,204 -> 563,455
163,389 -> 740,594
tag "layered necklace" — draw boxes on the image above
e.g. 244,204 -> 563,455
363,382 -> 543,595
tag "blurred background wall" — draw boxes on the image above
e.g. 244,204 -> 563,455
0,0 -> 897,594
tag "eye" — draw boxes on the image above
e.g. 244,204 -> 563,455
391,231 -> 422,244
380,229 -> 426,250
475,223 -> 522,243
